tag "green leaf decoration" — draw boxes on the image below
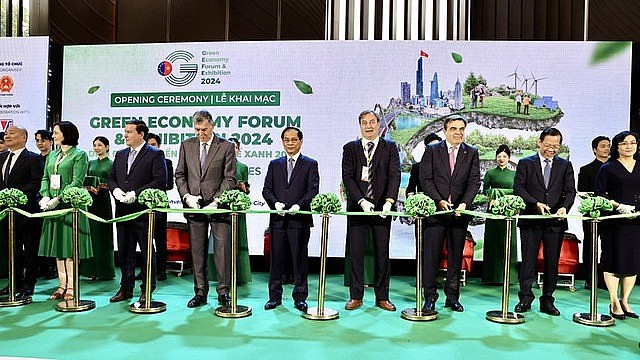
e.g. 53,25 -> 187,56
60,187 -> 93,208
486,188 -> 513,201
490,194 -> 525,217
590,42 -> 630,66
451,52 -> 463,63
405,193 -> 437,217
138,188 -> 169,209
578,196 -> 614,218
219,189 -> 251,211
88,85 -> 100,94
310,193 -> 342,214
294,80 -> 313,95
0,188 -> 28,208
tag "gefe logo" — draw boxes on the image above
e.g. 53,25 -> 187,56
157,50 -> 198,87
0,75 -> 14,93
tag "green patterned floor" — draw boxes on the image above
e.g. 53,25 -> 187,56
0,273 -> 638,359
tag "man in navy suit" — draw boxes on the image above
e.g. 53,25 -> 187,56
108,120 -> 167,303
0,125 -> 44,297
263,127 -> 319,312
342,110 -> 400,312
420,114 -> 480,313
513,127 -> 575,316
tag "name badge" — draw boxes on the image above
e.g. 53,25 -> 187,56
50,174 -> 61,190
361,166 -> 369,182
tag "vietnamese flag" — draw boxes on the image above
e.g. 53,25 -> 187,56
420,50 -> 428,58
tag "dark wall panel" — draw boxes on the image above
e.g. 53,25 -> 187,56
169,0 -> 226,42
50,0 -> 116,44
590,0 -> 640,41
282,0 -> 325,40
116,0 -> 166,43
229,0 -> 277,40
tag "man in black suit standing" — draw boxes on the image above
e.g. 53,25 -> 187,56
513,127 -> 576,316
0,126 -> 44,297
420,115 -> 480,313
263,127 -> 319,312
577,136 -> 609,290
342,110 -> 400,312
108,120 -> 167,303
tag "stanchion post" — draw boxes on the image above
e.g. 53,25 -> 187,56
130,210 -> 166,314
486,217 -> 524,324
573,218 -> 614,326
304,213 -> 338,320
216,211 -> 251,318
57,208 -> 95,312
402,216 -> 438,321
0,208 -> 32,307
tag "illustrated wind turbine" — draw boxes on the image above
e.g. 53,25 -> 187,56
507,66 -> 520,90
530,72 -> 548,95
520,75 -> 533,93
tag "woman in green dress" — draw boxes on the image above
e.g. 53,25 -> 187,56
482,145 -> 518,284
209,138 -> 252,283
80,136 -> 115,280
38,121 -> 92,301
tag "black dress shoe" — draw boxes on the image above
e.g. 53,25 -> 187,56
157,272 -> 167,281
584,281 -> 592,290
0,286 -> 9,296
445,299 -> 464,312
187,295 -> 208,308
18,286 -> 34,297
514,301 -> 531,313
134,273 -> 143,281
110,288 -> 134,302
217,293 -> 231,307
264,299 -> 282,310
423,299 -> 436,312
294,300 -> 308,312
540,302 -> 561,316
620,303 -> 638,319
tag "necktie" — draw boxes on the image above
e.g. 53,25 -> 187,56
287,157 -> 295,182
449,146 -> 457,175
365,142 -> 375,199
543,159 -> 551,188
3,152 -> 13,181
127,149 -> 136,174
200,143 -> 208,171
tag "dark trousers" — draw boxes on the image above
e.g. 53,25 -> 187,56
154,211 -> 167,274
187,217 -> 230,297
268,226 -> 309,302
518,227 -> 563,303
348,218 -> 391,301
423,222 -> 466,302
11,218 -> 40,288
117,217 -> 156,291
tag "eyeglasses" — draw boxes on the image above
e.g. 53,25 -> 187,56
541,143 -> 560,150
618,142 -> 638,147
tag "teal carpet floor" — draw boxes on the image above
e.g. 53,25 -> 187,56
0,273 -> 638,359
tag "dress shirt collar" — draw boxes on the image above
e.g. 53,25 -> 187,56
539,152 -> 553,167
201,136 -> 213,148
287,152 -> 301,163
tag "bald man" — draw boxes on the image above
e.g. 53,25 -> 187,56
0,126 -> 44,297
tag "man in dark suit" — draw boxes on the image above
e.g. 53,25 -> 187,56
108,120 -> 167,303
145,132 -> 173,281
577,136 -> 609,290
175,110 -> 236,308
263,127 -> 319,312
342,110 -> 400,312
513,127 -> 576,316
420,115 -> 480,313
0,126 -> 44,297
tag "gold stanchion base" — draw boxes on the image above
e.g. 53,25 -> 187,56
215,305 -> 252,318
303,307 -> 339,320
56,299 -> 95,312
0,294 -> 32,307
129,300 -> 167,314
486,310 -> 525,324
401,308 -> 439,321
573,312 -> 615,327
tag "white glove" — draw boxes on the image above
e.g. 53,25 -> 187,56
617,203 -> 636,215
39,196 -> 51,210
289,204 -> 300,214
360,199 -> 374,213
380,201 -> 392,218
184,194 -> 202,209
204,198 -> 219,209
44,197 -> 60,211
122,191 -> 136,204
112,188 -> 125,201
275,202 -> 286,216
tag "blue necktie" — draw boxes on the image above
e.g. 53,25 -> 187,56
543,159 -> 551,188
3,152 -> 13,181
127,149 -> 136,174
200,143 -> 208,171
287,157 -> 294,183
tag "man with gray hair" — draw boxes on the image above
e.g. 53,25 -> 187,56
175,110 -> 236,308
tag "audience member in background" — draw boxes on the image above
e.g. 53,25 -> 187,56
34,129 -> 57,280
406,133 -> 442,196
0,132 -> 7,153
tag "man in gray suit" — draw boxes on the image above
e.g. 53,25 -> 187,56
175,110 -> 237,308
